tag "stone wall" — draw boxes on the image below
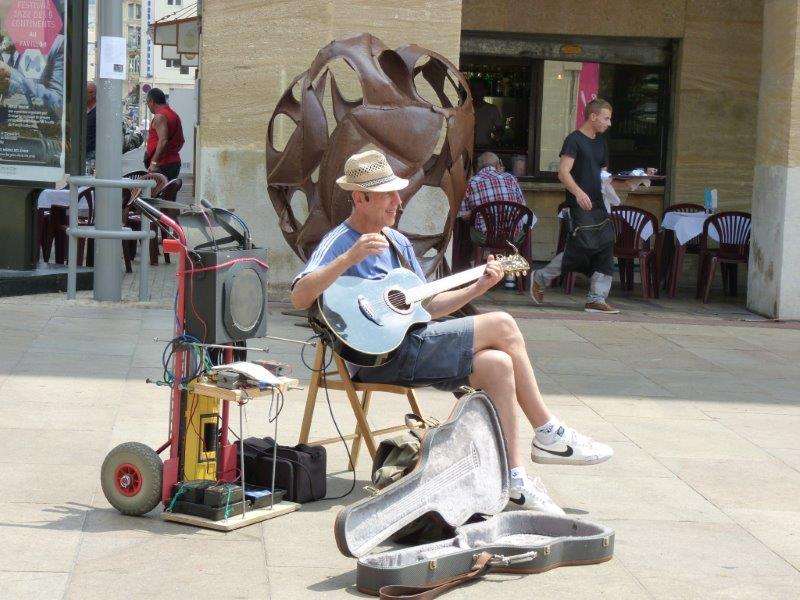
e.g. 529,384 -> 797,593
462,0 -> 763,212
198,0 -> 464,296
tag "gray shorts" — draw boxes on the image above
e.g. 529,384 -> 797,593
353,317 -> 474,392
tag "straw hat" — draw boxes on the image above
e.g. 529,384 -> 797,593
336,150 -> 408,192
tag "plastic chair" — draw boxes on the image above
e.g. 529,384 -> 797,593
469,200 -> 534,292
554,201 -> 577,294
153,178 -> 183,265
53,188 -> 95,266
610,205 -> 661,300
122,173 -> 168,272
696,211 -> 751,303
663,203 -> 705,297
298,341 -> 427,471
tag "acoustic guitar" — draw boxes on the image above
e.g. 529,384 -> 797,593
312,253 -> 529,367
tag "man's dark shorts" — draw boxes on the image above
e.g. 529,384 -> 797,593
353,316 -> 474,392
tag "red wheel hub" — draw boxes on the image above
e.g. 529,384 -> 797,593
114,463 -> 143,496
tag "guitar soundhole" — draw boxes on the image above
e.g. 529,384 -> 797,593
384,288 -> 413,315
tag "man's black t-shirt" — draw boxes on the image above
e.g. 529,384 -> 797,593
559,129 -> 608,210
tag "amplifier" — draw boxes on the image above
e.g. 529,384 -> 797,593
183,248 -> 268,344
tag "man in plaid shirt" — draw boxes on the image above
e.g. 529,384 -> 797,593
459,152 -> 528,245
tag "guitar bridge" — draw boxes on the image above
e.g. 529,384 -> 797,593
357,295 -> 382,326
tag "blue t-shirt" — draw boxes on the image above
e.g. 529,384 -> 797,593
294,223 -> 425,286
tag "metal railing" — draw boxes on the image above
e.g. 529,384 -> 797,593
65,175 -> 158,301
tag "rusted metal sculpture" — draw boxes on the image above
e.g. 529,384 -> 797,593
266,33 -> 473,277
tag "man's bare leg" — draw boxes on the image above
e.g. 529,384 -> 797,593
472,312 -> 553,429
469,348 -> 523,465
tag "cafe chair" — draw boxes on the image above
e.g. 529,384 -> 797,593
152,178 -> 183,265
298,340 -> 431,471
610,205 -> 661,300
469,200 -> 534,292
696,211 -> 751,304
54,188 -> 95,266
663,203 -> 705,297
122,173 -> 169,272
554,201 -> 577,294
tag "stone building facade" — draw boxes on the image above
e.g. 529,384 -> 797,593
196,0 -> 799,318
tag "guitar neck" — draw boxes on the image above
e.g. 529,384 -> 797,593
405,265 -> 486,304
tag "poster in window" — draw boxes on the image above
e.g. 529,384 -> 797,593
575,63 -> 599,129
0,0 -> 66,183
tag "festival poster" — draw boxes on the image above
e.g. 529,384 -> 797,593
0,0 -> 66,182
575,62 -> 600,129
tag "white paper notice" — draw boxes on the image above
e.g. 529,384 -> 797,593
99,36 -> 127,80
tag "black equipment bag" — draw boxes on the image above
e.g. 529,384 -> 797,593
240,437 -> 326,503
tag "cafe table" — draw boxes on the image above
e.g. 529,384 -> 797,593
661,211 -> 719,297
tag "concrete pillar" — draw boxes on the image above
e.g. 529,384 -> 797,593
748,1 -> 800,319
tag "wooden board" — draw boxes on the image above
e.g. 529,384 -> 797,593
191,377 -> 300,402
162,501 -> 300,531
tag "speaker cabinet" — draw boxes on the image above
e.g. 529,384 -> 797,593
184,248 -> 268,344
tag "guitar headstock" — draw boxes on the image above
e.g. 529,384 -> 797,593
494,241 -> 530,277
495,253 -> 530,278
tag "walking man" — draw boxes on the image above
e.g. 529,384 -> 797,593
530,98 -> 619,314
144,88 -> 184,181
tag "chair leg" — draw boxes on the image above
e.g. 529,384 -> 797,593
149,223 -> 160,265
334,354 -> 378,469
617,259 -> 626,290
696,253 -> 707,299
639,257 -> 649,300
670,245 -> 686,298
348,390 -> 372,471
122,240 -> 133,273
298,344 -> 326,445
729,264 -> 739,296
651,253 -> 661,299
703,256 -> 718,303
406,389 -> 423,417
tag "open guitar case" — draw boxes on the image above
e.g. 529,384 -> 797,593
334,391 -> 615,597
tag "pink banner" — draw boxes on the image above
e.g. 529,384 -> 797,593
575,63 -> 600,128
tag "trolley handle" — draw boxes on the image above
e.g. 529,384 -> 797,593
133,197 -> 187,245
133,197 -> 165,221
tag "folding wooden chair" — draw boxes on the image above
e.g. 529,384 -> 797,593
298,341 -> 426,471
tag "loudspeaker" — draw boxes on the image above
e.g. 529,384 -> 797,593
184,248 -> 268,343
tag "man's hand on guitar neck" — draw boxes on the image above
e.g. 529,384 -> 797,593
475,255 -> 505,293
426,255 -> 504,319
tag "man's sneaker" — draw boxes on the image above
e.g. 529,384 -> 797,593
531,425 -> 614,466
530,274 -> 544,304
507,476 -> 565,515
584,301 -> 620,314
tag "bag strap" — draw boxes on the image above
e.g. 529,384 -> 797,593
381,227 -> 414,272
378,552 -> 494,600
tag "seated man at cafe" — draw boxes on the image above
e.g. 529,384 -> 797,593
291,150 -> 613,515
459,151 -> 529,246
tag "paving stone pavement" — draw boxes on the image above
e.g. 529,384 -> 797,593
1,262 -> 799,599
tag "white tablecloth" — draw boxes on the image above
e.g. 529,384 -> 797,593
559,207 -> 653,241
662,212 -> 719,245
37,187 -> 90,210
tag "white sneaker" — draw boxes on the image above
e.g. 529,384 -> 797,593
506,476 -> 565,515
531,424 -> 614,466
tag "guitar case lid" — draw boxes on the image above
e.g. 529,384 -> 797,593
334,392 -> 510,558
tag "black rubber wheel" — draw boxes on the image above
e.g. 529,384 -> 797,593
101,442 -> 163,516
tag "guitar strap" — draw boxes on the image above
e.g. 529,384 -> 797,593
381,227 -> 414,272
